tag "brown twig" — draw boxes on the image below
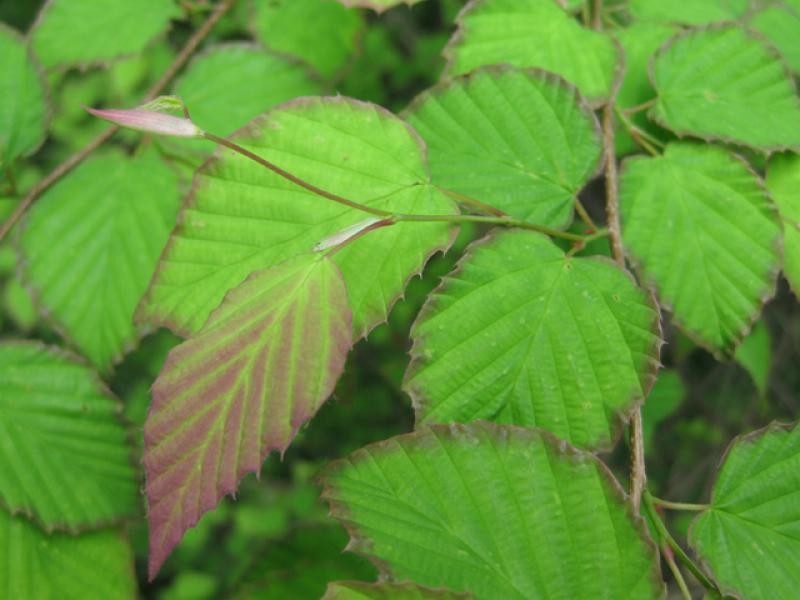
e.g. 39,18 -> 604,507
0,0 -> 238,242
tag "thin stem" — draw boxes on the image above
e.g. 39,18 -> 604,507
574,198 -> 598,231
0,0 -> 239,242
394,213 -> 604,242
643,491 -> 720,594
203,131 -> 608,244
566,228 -> 610,257
624,97 -> 657,115
592,0 -> 602,29
203,132 -> 391,218
438,187 -> 506,217
615,107 -> 663,156
596,9 -> 646,512
651,497 -> 709,512
663,546 -> 692,600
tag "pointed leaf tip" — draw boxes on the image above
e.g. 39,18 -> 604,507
85,106 -> 202,138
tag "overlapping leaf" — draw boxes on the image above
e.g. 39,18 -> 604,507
20,151 -> 181,370
174,43 -> 321,145
320,422 -> 664,599
324,581 -> 472,600
138,97 -> 457,338
251,0 -> 362,79
405,67 -> 602,226
650,26 -> 800,151
626,0 -> 749,25
619,142 -> 781,353
749,5 -> 800,74
689,422 -> 800,599
405,229 -> 661,450
31,0 -> 179,69
0,342 -> 138,531
0,24 -> 49,169
0,510 -> 136,600
444,0 -> 619,105
145,254 -> 352,579
766,152 -> 800,297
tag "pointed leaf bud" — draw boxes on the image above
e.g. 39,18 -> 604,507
85,96 -> 202,138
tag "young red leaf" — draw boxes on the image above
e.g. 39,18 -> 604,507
144,254 -> 352,579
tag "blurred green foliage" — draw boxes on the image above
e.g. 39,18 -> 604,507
1,0 -> 798,598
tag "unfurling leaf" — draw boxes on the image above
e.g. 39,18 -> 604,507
85,105 -> 202,138
145,254 -> 352,579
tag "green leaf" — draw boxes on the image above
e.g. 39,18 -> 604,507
31,0 -> 179,69
615,23 -> 675,155
0,342 -> 138,531
405,229 -> 661,450
627,0 -> 749,25
689,421 -> 800,599
336,0 -> 423,12
766,152 -> 800,298
650,26 -> 800,151
0,24 -> 49,169
324,581 -> 472,600
641,370 -> 684,453
145,254 -> 352,579
250,0 -> 362,80
138,97 -> 456,338
619,142 -> 781,353
320,422 -> 664,599
405,66 -> 602,226
444,0 -> 619,105
2,276 -> 38,332
0,510 -> 136,600
174,43 -> 322,144
20,151 -> 181,371
734,320 -> 771,398
748,5 -> 800,74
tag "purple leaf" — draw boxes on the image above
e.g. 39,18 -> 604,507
144,255 -> 352,578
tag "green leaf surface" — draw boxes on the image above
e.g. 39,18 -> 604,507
31,0 -> 179,69
405,67 -> 601,226
0,24 -> 49,169
444,0 -> 619,105
766,152 -> 800,298
250,0 -> 362,80
323,581 -> 472,600
405,229 -> 661,450
174,43 -> 321,145
320,422 -> 664,599
2,276 -> 38,332
619,142 -> 781,353
749,5 -> 800,74
20,151 -> 181,370
627,0 -> 749,25
734,320 -> 771,398
0,510 -> 136,600
145,254 -> 352,579
650,26 -> 800,151
0,342 -> 138,531
138,97 -> 456,338
689,422 -> 800,599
